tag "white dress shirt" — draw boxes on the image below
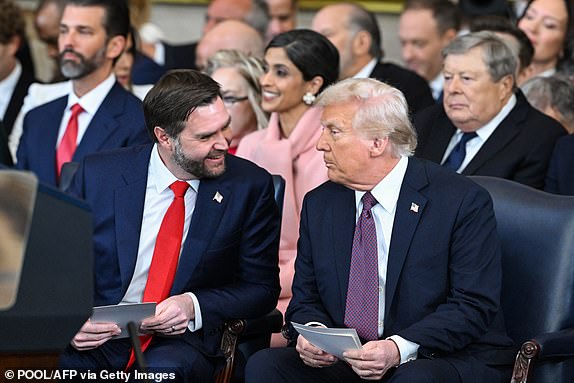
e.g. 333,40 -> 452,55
353,58 -> 378,79
441,94 -> 517,173
429,74 -> 444,101
56,74 -> 116,148
121,144 -> 203,331
353,156 -> 419,364
0,61 -> 22,120
308,157 -> 419,364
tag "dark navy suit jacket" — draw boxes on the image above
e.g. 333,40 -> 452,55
131,42 -> 198,85
414,91 -> 565,189
545,134 -> 574,195
369,62 -> 434,114
15,82 -> 150,186
285,157 -> 513,382
0,120 -> 13,166
68,145 -> 281,356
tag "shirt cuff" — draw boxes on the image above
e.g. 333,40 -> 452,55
387,335 -> 419,365
185,292 -> 202,332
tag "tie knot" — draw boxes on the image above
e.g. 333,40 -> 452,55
459,132 -> 478,145
361,191 -> 378,211
170,180 -> 189,198
70,103 -> 83,116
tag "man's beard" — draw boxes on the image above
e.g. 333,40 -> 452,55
172,138 -> 226,179
59,46 -> 106,79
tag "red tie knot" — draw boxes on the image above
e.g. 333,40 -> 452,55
70,103 -> 84,117
362,191 -> 378,211
170,180 -> 189,198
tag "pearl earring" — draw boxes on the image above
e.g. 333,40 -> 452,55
303,92 -> 316,105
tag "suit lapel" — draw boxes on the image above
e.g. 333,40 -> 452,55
73,83 -> 125,160
171,176 -> 231,294
385,158 -> 428,319
332,185 -> 357,313
426,112 -> 455,163
39,97 -> 67,184
114,146 -> 150,293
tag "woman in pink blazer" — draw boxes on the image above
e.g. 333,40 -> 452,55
236,30 -> 339,346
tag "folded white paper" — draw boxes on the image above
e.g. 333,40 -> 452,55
292,322 -> 362,359
91,302 -> 156,339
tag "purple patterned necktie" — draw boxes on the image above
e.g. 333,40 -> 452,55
344,191 -> 379,341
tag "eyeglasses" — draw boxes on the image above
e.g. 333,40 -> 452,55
222,95 -> 249,107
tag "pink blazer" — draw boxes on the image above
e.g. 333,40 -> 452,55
236,108 -> 328,314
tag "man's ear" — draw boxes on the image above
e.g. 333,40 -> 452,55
369,136 -> 388,157
352,30 -> 372,57
106,35 -> 126,61
6,35 -> 21,56
498,74 -> 515,100
154,126 -> 172,149
441,28 -> 457,46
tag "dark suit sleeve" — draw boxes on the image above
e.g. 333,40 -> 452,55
284,195 -> 336,340
0,122 -> 13,167
193,174 -> 281,326
545,135 -> 574,195
510,123 -> 565,189
396,185 -> 503,353
15,113 -> 30,170
122,97 -> 152,147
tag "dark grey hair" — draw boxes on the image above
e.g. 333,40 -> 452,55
443,31 -> 517,84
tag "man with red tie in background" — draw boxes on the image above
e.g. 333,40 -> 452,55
246,78 -> 514,383
61,69 -> 280,382
16,0 -> 149,187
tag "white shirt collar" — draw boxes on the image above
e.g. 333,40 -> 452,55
355,156 -> 409,215
353,58 -> 378,79
0,61 -> 22,118
429,74 -> 444,101
67,73 -> 116,116
537,68 -> 556,78
149,143 -> 200,194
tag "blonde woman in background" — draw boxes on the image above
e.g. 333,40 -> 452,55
206,50 -> 268,154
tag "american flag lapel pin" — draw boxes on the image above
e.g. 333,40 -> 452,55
213,191 -> 223,203
410,202 -> 419,213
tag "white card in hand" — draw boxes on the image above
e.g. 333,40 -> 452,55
292,322 -> 362,359
91,302 -> 156,338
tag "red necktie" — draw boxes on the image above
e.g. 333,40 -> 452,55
344,191 -> 379,341
56,103 -> 83,177
126,180 -> 189,370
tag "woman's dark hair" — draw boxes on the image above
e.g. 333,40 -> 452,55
266,29 -> 339,93
518,0 -> 574,72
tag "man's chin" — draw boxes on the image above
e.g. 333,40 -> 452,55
203,161 -> 226,178
61,64 -> 84,80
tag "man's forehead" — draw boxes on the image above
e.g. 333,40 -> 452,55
321,102 -> 358,124
208,0 -> 251,18
444,49 -> 488,70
